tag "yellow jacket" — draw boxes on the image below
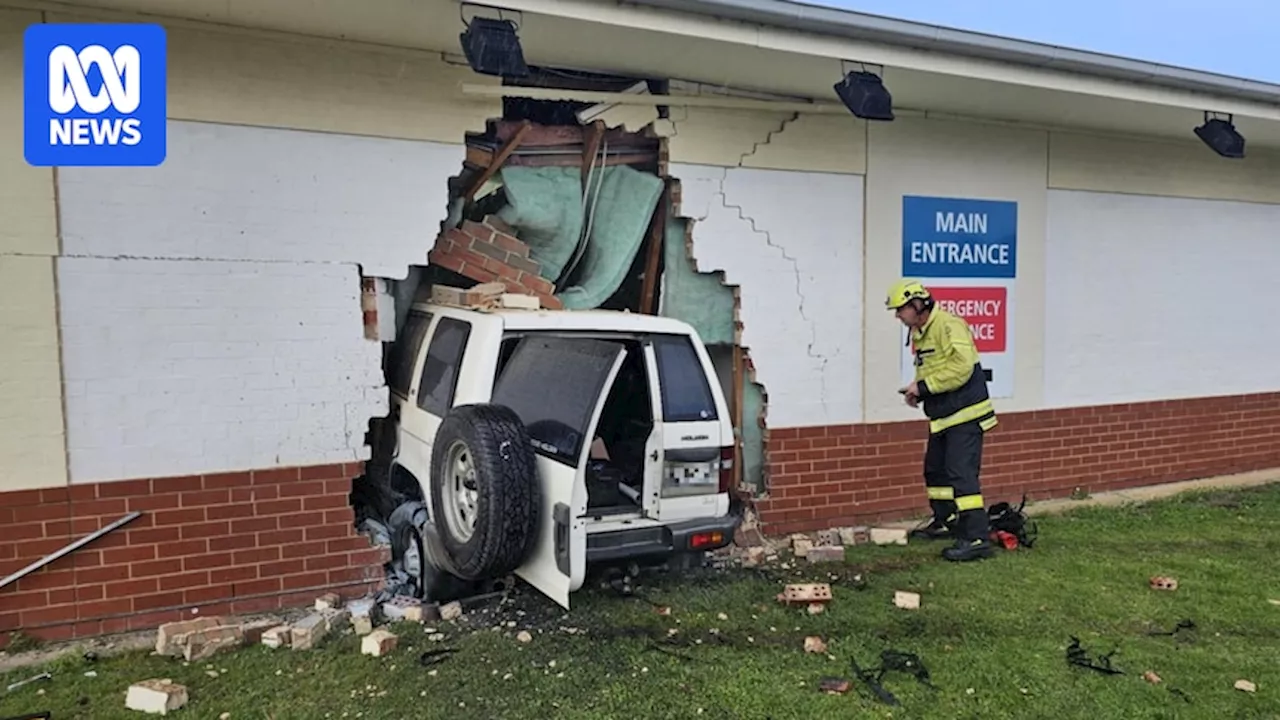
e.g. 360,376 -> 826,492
909,307 -> 998,434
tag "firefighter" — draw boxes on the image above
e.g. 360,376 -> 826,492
886,279 -> 998,562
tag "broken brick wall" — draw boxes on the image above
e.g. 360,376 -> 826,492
0,21 -> 504,645
0,463 -> 388,648
426,218 -> 564,309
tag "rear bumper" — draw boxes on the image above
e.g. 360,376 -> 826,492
585,497 -> 744,565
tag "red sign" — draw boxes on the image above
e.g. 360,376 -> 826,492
932,286 -> 1006,353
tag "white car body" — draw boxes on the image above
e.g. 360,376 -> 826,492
385,301 -> 742,609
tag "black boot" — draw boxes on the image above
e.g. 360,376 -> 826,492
941,537 -> 993,562
909,518 -> 954,541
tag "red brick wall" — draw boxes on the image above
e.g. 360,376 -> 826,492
428,218 -> 564,309
0,463 -> 387,648
757,392 -> 1280,535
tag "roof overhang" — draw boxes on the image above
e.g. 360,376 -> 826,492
25,0 -> 1280,149
630,0 -> 1280,107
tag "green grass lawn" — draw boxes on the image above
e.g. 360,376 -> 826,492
3,484 -> 1279,719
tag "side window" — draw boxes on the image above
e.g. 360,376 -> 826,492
417,317 -> 471,416
652,335 -> 718,422
386,311 -> 432,397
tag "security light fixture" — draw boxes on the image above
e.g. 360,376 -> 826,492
459,11 -> 529,78
1194,111 -> 1245,159
834,69 -> 894,121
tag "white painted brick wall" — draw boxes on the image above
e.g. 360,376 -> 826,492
58,257 -> 385,483
1044,189 -> 1280,407
54,121 -> 466,483
671,163 -> 864,428
58,120 -> 465,279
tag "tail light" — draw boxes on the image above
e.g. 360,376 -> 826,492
690,530 -> 725,550
719,446 -> 735,493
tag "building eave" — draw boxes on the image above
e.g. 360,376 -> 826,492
628,0 -> 1280,107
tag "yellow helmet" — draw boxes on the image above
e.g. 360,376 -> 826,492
885,279 -> 931,310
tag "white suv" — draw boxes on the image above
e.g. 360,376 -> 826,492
380,300 -> 742,609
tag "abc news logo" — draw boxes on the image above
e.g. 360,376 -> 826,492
48,44 -> 144,147
24,23 -> 167,167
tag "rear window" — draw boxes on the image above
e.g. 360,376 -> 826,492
386,311 -> 432,397
492,336 -> 627,466
652,335 -> 718,422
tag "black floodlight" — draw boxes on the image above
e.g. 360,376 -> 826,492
460,15 -> 529,78
1194,112 -> 1245,159
834,70 -> 894,121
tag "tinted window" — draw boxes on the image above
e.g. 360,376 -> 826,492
386,311 -> 432,397
492,336 -> 626,466
417,317 -> 471,416
652,335 -> 718,422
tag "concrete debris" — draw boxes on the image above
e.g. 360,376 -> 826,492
441,601 -> 463,621
741,546 -> 767,567
807,603 -> 825,615
1143,671 -> 1162,684
155,617 -> 226,656
839,526 -> 871,545
261,626 -> 291,649
239,618 -> 279,646
155,617 -> 245,662
1149,576 -> 1179,591
125,678 -> 189,715
870,528 -> 909,546
348,597 -> 377,618
361,629 -> 399,657
807,545 -> 846,563
777,583 -> 832,606
1234,679 -> 1257,693
803,636 -> 828,654
815,529 -> 842,547
289,614 -> 330,651
893,591 -> 921,610
353,616 -> 375,636
517,630 -> 534,643
315,593 -> 343,611
382,595 -> 423,621
791,537 -> 813,558
320,607 -> 351,631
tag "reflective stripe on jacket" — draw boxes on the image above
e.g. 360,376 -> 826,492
909,308 -> 998,435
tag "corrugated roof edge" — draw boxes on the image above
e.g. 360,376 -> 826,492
626,0 -> 1280,106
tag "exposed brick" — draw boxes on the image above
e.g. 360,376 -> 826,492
490,229 -> 530,257
756,392 -> 1280,534
461,219 -> 495,242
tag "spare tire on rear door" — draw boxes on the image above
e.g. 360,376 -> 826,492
429,403 -> 541,581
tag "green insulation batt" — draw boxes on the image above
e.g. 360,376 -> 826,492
495,166 -> 584,283
497,165 -> 664,310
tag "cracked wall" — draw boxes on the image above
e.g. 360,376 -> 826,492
665,106 -> 866,429
45,25 -> 498,485
670,164 -> 865,427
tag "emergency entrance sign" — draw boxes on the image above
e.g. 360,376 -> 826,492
931,286 -> 1006,353
900,195 -> 1018,399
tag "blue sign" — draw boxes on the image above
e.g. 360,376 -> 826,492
24,23 -> 167,167
901,195 -> 1017,279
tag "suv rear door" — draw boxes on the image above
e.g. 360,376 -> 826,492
490,335 -> 628,609
643,333 -> 732,522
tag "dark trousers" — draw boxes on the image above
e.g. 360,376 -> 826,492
923,421 -> 989,541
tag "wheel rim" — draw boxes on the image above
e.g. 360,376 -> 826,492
442,439 -> 479,543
